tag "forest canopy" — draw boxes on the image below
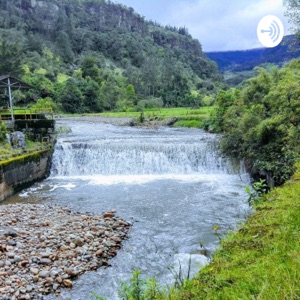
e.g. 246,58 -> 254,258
210,59 -> 300,185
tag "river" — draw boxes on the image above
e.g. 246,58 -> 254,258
4,119 -> 251,299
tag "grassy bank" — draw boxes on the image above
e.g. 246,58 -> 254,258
100,107 -> 214,128
0,141 -> 49,161
163,162 -> 300,299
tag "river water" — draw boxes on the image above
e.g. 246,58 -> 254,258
4,120 -> 251,299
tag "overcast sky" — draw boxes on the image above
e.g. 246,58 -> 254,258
114,0 -> 292,52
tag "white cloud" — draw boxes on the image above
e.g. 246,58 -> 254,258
116,0 -> 291,51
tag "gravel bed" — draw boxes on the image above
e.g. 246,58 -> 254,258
0,204 -> 131,299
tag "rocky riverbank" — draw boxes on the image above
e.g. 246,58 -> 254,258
55,115 -> 136,126
55,115 -> 180,129
0,204 -> 131,300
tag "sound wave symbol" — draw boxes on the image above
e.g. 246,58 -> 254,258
261,20 -> 280,43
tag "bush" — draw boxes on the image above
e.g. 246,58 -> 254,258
0,122 -> 7,142
30,97 -> 58,113
137,97 -> 163,111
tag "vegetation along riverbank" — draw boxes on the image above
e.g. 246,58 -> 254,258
168,162 -> 300,299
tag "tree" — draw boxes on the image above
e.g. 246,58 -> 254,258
56,31 -> 74,63
81,56 -> 101,80
211,60 -> 300,185
60,79 -> 83,113
0,33 -> 24,76
82,79 -> 103,112
284,0 -> 300,33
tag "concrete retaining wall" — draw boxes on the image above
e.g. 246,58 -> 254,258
0,149 -> 53,202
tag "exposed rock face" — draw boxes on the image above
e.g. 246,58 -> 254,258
27,0 -> 58,11
30,0 -> 37,8
0,149 -> 53,202
0,204 -> 131,299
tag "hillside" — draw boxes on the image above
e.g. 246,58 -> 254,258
0,0 -> 222,113
206,35 -> 300,72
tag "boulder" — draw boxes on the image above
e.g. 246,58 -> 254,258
9,131 -> 26,150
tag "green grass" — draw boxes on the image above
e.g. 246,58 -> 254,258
60,107 -> 214,128
0,141 -> 49,161
161,162 -> 300,300
173,120 -> 204,128
100,107 -> 213,118
97,107 -> 214,129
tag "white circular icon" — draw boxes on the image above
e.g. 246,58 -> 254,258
257,15 -> 284,48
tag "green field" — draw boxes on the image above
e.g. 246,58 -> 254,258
99,107 -> 215,128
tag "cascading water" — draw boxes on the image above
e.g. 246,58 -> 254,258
5,119 -> 250,300
51,137 -> 236,176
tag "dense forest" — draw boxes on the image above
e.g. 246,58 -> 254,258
207,0 -> 300,186
209,59 -> 300,185
0,0 -> 222,113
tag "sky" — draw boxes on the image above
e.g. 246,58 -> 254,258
114,0 -> 292,52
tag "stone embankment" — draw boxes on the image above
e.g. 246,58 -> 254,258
0,149 -> 54,202
0,204 -> 131,299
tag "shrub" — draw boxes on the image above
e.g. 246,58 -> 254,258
137,97 -> 163,110
0,121 -> 7,142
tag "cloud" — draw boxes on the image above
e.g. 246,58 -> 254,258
115,0 -> 291,51
165,0 -> 290,51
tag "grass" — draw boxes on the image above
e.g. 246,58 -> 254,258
60,107 -> 214,129
100,107 -> 213,118
91,107 -> 214,129
160,162 -> 300,300
0,141 -> 49,161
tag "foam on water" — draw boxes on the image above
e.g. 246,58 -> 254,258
52,173 -> 243,186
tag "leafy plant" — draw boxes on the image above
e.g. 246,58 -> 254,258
90,292 -> 106,300
118,270 -> 144,300
118,270 -> 164,300
245,178 -> 268,206
0,121 -> 7,142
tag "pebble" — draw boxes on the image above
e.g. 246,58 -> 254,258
7,240 -> 17,246
4,229 -> 18,237
0,203 -> 130,299
30,268 -> 39,275
63,279 -> 73,288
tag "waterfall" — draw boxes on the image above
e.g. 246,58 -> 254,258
51,139 -> 238,177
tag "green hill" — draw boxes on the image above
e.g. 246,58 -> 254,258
206,35 -> 300,72
206,35 -> 300,86
0,0 -> 222,112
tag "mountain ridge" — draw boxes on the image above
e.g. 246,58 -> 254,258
206,34 -> 300,72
